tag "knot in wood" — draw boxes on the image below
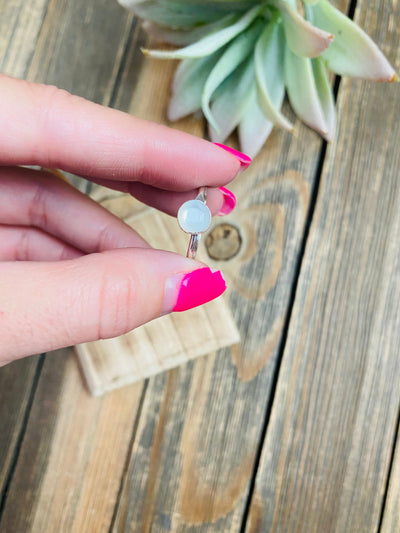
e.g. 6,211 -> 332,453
205,223 -> 242,261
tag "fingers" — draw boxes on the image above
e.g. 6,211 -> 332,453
0,75 -> 250,191
0,225 -> 82,261
0,249 -> 226,362
0,166 -> 149,252
91,179 -> 236,217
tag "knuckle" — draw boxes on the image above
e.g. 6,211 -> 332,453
32,81 -> 71,111
30,83 -> 76,164
34,83 -> 73,118
29,179 -> 49,229
96,268 -> 137,340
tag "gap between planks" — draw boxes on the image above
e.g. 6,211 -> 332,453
377,404 -> 400,532
0,355 -> 46,523
238,18 -> 349,531
108,380 -> 149,533
243,0 -> 400,528
239,134 -> 331,533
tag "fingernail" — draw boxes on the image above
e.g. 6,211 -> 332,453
218,187 -> 236,216
213,143 -> 252,168
163,267 -> 226,314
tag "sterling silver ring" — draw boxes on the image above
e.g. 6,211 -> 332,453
177,187 -> 211,259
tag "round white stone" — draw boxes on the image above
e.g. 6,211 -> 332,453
177,199 -> 211,234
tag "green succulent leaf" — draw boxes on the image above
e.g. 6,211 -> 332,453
311,56 -> 335,139
143,4 -> 265,58
120,0 -> 239,28
255,18 -> 292,131
306,0 -> 397,80
119,0 -> 397,157
169,50 -> 224,120
142,14 -> 237,46
208,56 -> 256,142
202,19 -> 263,131
285,47 -> 335,139
273,0 -> 333,58
239,89 -> 273,158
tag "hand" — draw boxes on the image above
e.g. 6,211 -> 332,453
0,75 -> 251,364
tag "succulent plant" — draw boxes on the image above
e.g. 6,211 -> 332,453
118,0 -> 397,157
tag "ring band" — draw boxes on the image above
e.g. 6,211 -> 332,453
187,234 -> 201,259
196,186 -> 207,203
177,186 -> 211,260
187,187 -> 207,258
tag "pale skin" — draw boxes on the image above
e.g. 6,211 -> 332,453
0,75 -> 243,365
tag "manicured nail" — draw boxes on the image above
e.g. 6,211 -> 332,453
213,143 -> 252,168
163,267 -> 226,313
218,187 -> 236,216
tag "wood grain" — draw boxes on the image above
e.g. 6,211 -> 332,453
0,357 -> 40,495
0,0 -> 50,77
246,1 -> 400,532
26,0 -> 134,102
0,351 -> 145,532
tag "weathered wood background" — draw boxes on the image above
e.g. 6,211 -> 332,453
0,0 -> 399,531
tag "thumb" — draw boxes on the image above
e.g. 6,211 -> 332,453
0,249 -> 226,362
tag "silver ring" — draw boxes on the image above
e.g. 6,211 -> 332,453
196,186 -> 207,203
177,187 -> 211,259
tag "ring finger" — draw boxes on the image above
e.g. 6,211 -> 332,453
0,166 -> 150,253
90,178 -> 236,217
0,224 -> 83,261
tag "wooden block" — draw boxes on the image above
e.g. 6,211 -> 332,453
75,188 -> 240,396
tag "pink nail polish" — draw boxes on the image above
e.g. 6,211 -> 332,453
218,187 -> 236,216
163,267 -> 226,313
213,143 -> 252,168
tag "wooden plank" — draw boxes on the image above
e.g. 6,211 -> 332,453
381,428 -> 400,533
109,3 -> 348,530
0,357 -> 40,495
0,350 -> 145,532
0,0 -> 50,77
26,0 -> 134,103
246,2 -> 400,532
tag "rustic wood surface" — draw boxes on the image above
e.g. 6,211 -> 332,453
246,1 -> 400,532
0,0 -> 399,532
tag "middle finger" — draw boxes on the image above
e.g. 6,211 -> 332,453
0,166 -> 150,253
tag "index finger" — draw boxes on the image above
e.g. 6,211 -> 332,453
0,75 -> 251,191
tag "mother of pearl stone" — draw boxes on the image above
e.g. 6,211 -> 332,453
177,199 -> 212,234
